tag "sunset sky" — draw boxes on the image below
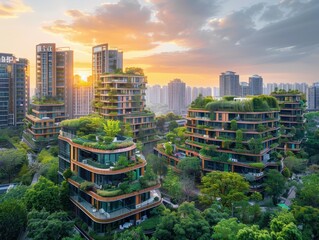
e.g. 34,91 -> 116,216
0,0 -> 318,89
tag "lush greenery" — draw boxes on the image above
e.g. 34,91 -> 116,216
200,171 -> 250,207
196,95 -> 280,112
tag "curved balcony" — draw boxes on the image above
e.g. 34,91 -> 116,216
70,190 -> 162,224
68,178 -> 160,202
59,134 -> 136,154
72,158 -> 146,175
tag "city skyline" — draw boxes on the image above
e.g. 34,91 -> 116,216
0,0 -> 318,89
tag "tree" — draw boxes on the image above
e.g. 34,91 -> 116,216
264,170 -> 286,204
114,227 -> 149,240
276,222 -> 302,240
233,200 -> 262,224
25,176 -> 61,212
284,156 -> 307,174
146,154 -> 167,180
0,185 -> 29,203
0,149 -> 26,182
122,123 -> 133,138
162,168 -> 183,203
292,205 -> 319,240
154,202 -> 211,240
270,211 -> 296,233
168,121 -> 178,132
125,67 -> 144,75
230,119 -> 238,131
203,202 -> 230,226
235,130 -> 243,149
212,218 -> 246,240
164,142 -> 173,155
27,209 -> 74,240
103,119 -> 121,137
236,225 -> 272,240
200,172 -> 249,207
177,157 -> 201,178
0,200 -> 27,240
296,174 -> 319,208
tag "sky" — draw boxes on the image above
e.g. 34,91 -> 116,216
0,0 -> 318,89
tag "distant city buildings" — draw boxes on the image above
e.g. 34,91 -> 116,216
168,79 -> 186,115
219,71 -> 240,97
0,53 -> 29,127
264,83 -> 308,95
73,75 -> 93,118
240,82 -> 249,97
249,74 -> 263,95
308,82 -> 319,111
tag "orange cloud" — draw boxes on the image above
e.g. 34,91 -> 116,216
43,0 -> 160,51
0,0 -> 32,18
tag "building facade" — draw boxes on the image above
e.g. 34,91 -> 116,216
24,43 -> 73,151
219,71 -> 240,97
168,79 -> 186,115
155,96 -> 282,191
93,73 -> 157,144
272,92 -> 305,153
73,75 -> 93,118
308,82 -> 319,111
0,53 -> 29,127
249,75 -> 263,95
58,116 -> 161,233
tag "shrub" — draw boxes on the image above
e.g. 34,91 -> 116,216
80,181 -> 95,191
62,169 -> 72,179
248,162 -> 265,169
103,136 -> 114,144
97,189 -> 123,197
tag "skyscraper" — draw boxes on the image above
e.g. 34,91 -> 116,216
219,71 -> 240,97
240,82 -> 249,97
249,74 -> 263,95
73,75 -> 93,118
92,44 -> 123,87
168,79 -> 186,115
0,53 -> 29,127
308,82 -> 319,110
24,43 -> 73,151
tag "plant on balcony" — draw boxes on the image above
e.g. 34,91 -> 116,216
79,181 -> 95,191
248,162 -> 265,169
235,130 -> 243,149
62,169 -> 72,179
247,137 -> 263,154
164,142 -> 173,155
257,124 -> 266,132
230,119 -> 238,131
97,189 -> 123,197
103,119 -> 120,138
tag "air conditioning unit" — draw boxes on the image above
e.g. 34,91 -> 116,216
83,160 -> 87,164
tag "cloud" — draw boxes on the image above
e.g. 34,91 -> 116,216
46,0 -> 319,84
43,0 -> 160,50
0,0 -> 32,18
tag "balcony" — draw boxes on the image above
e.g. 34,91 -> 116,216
70,190 -> 162,222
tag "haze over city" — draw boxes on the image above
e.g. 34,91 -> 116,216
1,0 -> 318,88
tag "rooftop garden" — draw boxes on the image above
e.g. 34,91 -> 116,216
60,115 -> 134,150
104,67 -> 145,76
190,95 -> 280,112
32,96 -> 64,105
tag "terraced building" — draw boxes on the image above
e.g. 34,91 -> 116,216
93,71 -> 158,145
58,116 -> 161,232
155,96 -> 282,191
271,90 -> 306,153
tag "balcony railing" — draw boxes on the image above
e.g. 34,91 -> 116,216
70,189 -> 161,221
